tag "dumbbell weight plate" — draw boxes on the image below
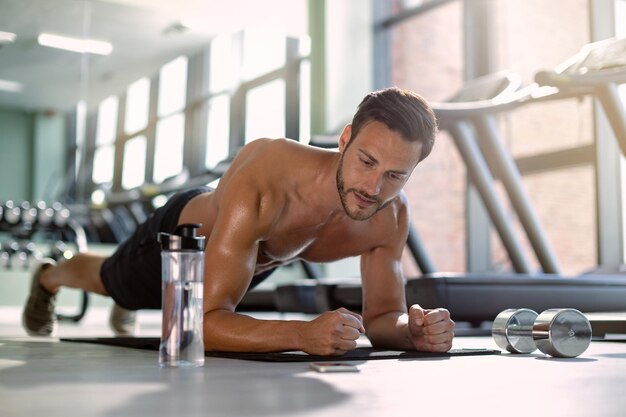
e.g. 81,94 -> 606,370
492,308 -> 539,354
52,203 -> 70,228
532,308 -> 592,358
4,201 -> 21,224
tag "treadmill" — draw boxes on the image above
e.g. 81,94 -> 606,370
294,38 -> 626,329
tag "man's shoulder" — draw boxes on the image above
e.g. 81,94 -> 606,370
224,139 -> 305,206
383,190 -> 410,216
245,137 -> 307,153
241,139 -> 327,173
369,192 -> 410,233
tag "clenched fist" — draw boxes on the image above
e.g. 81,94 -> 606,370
300,307 -> 365,356
408,304 -> 455,352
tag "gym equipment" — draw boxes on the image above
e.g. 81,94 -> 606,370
49,240 -> 74,262
585,313 -> 626,339
0,199 -> 91,322
127,201 -> 149,225
302,271 -> 626,329
36,201 -> 54,227
51,202 -> 70,228
54,215 -> 90,322
89,207 -> 132,243
0,247 -> 8,268
2,201 -> 21,225
111,205 -> 139,238
406,273 -> 626,324
534,37 -> 626,155
20,201 -> 37,225
433,72 -> 559,273
492,308 -> 592,358
533,309 -> 593,358
0,240 -> 43,270
12,241 -> 37,269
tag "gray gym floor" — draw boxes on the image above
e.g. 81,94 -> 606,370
1,306 -> 626,417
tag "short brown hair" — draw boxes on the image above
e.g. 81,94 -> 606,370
349,87 -> 438,162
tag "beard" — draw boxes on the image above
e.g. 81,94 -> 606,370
336,155 -> 387,221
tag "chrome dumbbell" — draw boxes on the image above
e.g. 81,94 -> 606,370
51,202 -> 70,228
2,201 -> 21,225
0,243 -> 10,268
20,201 -> 38,225
492,308 -> 592,358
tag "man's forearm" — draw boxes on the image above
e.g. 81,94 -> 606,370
203,309 -> 307,352
365,311 -> 414,350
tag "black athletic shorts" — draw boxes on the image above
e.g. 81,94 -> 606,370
100,186 -> 276,310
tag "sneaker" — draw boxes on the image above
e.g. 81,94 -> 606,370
22,259 -> 58,336
109,303 -> 137,336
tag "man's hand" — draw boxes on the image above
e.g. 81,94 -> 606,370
299,308 -> 365,356
408,304 -> 455,352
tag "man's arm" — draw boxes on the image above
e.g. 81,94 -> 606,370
360,201 -> 454,352
201,176 -> 363,355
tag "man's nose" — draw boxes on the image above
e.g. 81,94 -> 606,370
362,171 -> 382,196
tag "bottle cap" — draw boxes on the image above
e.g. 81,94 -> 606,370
158,223 -> 206,251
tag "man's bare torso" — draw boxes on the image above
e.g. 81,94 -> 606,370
178,138 -> 403,275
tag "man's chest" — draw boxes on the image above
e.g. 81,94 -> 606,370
258,220 -> 378,265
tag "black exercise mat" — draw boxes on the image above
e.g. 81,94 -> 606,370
61,337 -> 500,362
205,347 -> 500,362
61,337 -> 161,351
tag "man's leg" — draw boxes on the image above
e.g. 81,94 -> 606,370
38,253 -> 108,295
22,253 -> 109,336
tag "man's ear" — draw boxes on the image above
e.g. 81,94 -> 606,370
338,124 -> 352,153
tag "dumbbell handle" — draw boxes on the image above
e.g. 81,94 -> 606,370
506,325 -> 533,337
505,321 -> 582,341
506,321 -> 581,337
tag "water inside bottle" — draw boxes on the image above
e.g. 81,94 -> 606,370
159,281 -> 205,367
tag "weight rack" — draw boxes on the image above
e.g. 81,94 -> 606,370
0,200 -> 90,322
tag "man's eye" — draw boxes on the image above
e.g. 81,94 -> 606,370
361,159 -> 373,167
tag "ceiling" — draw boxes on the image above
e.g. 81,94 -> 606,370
0,0 -> 307,113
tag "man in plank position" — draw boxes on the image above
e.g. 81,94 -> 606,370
23,87 -> 455,355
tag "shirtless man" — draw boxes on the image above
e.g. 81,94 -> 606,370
23,87 -> 455,355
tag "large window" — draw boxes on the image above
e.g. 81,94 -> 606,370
78,29 -> 309,201
122,135 -> 147,189
120,77 -> 151,191
245,79 -> 286,143
124,77 -> 150,135
205,33 -> 235,170
92,96 -> 118,185
242,28 -> 286,80
205,94 -> 230,169
158,56 -> 188,117
153,57 -> 187,183
205,30 -> 309,166
154,113 -> 185,183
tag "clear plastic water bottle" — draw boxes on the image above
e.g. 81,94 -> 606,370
158,224 -> 206,368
